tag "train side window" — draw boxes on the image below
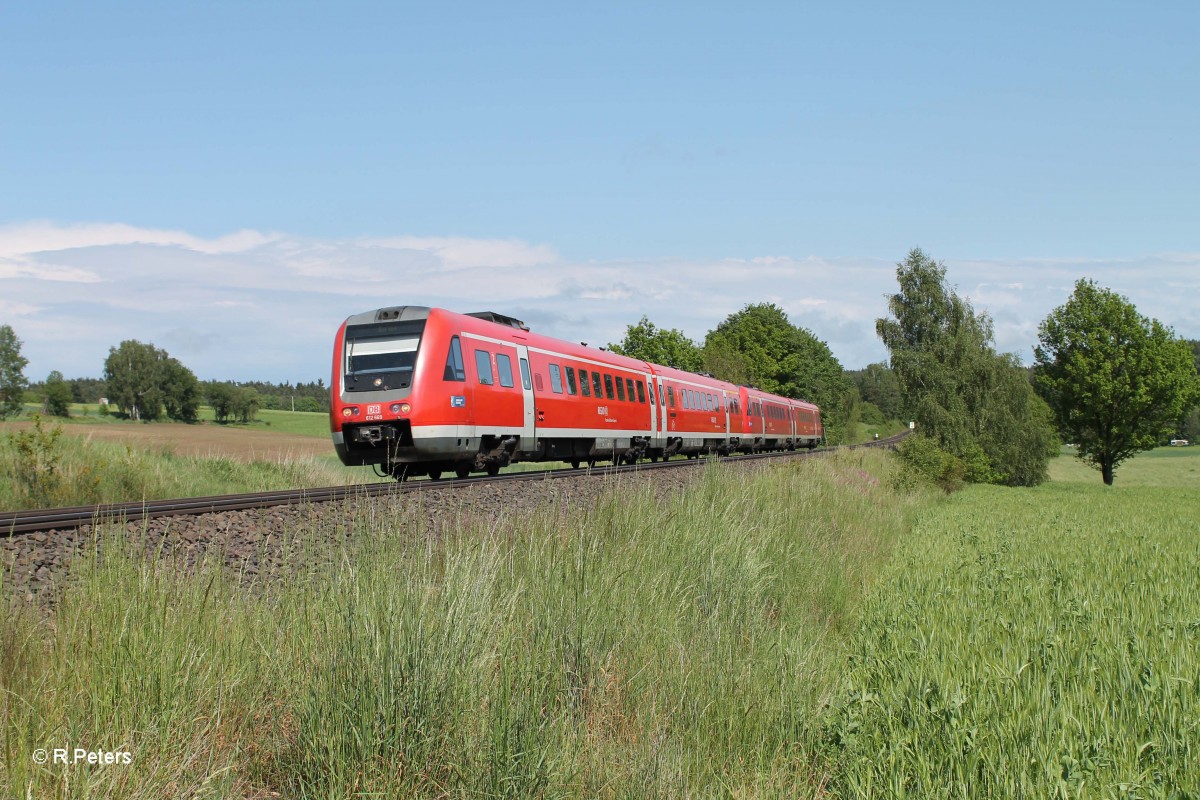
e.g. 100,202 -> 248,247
579,369 -> 591,397
519,358 -> 532,390
475,350 -> 493,385
549,364 -> 564,394
565,366 -> 578,395
615,376 -> 626,401
603,374 -> 615,400
636,381 -> 646,403
591,371 -> 603,398
682,390 -> 690,409
496,354 -> 514,388
667,386 -> 675,407
443,336 -> 466,381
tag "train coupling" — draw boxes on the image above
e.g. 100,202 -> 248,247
348,424 -> 401,445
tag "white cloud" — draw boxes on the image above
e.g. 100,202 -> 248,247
0,221 -> 277,257
361,236 -> 558,270
1,220 -> 1197,382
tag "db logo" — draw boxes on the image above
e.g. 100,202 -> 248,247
367,404 -> 381,415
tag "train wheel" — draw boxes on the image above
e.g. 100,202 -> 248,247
570,460 -> 581,470
428,469 -> 443,481
389,464 -> 409,482
485,463 -> 501,477
587,459 -> 596,469
455,464 -> 472,479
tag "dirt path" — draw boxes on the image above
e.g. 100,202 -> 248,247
1,420 -> 332,461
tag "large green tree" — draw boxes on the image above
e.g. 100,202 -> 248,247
103,340 -> 200,422
43,370 -> 73,417
608,316 -> 704,372
877,248 -> 1058,486
703,303 -> 854,443
0,324 -> 30,420
1034,280 -> 1200,485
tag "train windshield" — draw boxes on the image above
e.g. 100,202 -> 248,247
343,320 -> 424,391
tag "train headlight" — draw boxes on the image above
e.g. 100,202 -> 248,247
342,406 -> 361,417
390,402 -> 410,414
373,377 -> 383,388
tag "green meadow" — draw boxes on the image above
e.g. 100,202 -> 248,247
1,447 -> 1197,797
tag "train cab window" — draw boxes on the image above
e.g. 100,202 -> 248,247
519,358 -> 532,390
592,372 -> 603,398
496,354 -> 514,388
636,381 -> 646,403
343,319 -> 424,392
565,366 -> 578,395
475,350 -> 493,385
579,369 -> 591,397
603,374 -> 615,400
549,364 -> 564,394
443,336 -> 466,381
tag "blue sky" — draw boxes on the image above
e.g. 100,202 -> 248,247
3,2 -> 1197,383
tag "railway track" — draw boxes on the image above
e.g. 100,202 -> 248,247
1,432 -> 907,536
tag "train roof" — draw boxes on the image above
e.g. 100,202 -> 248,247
344,304 -> 820,412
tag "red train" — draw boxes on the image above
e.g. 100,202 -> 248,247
330,306 -> 823,479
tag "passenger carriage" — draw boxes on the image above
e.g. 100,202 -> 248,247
331,305 -> 822,479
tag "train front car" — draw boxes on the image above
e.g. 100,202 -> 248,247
330,305 -> 435,477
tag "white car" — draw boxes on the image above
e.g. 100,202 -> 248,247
1170,438 -> 1189,446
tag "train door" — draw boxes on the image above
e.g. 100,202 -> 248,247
646,374 -> 658,441
515,344 -> 537,452
723,390 -> 731,438
656,377 -> 668,435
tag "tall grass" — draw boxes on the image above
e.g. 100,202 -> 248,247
0,419 -> 364,510
820,475 -> 1200,796
1,450 -> 915,798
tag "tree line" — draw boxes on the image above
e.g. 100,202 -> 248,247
876,248 -> 1199,487
0,333 -> 330,424
4,252 -> 1198,487
609,304 -> 858,444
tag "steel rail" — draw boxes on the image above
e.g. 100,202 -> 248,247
1,432 -> 908,536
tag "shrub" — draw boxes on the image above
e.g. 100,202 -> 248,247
895,433 -> 966,493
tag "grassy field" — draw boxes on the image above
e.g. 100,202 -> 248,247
1,450 -> 917,798
3,437 -> 1197,796
1052,443 -> 1200,488
819,447 -> 1200,796
11,403 -> 332,438
0,415 -> 365,511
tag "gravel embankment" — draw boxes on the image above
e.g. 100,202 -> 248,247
3,459 -> 767,605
